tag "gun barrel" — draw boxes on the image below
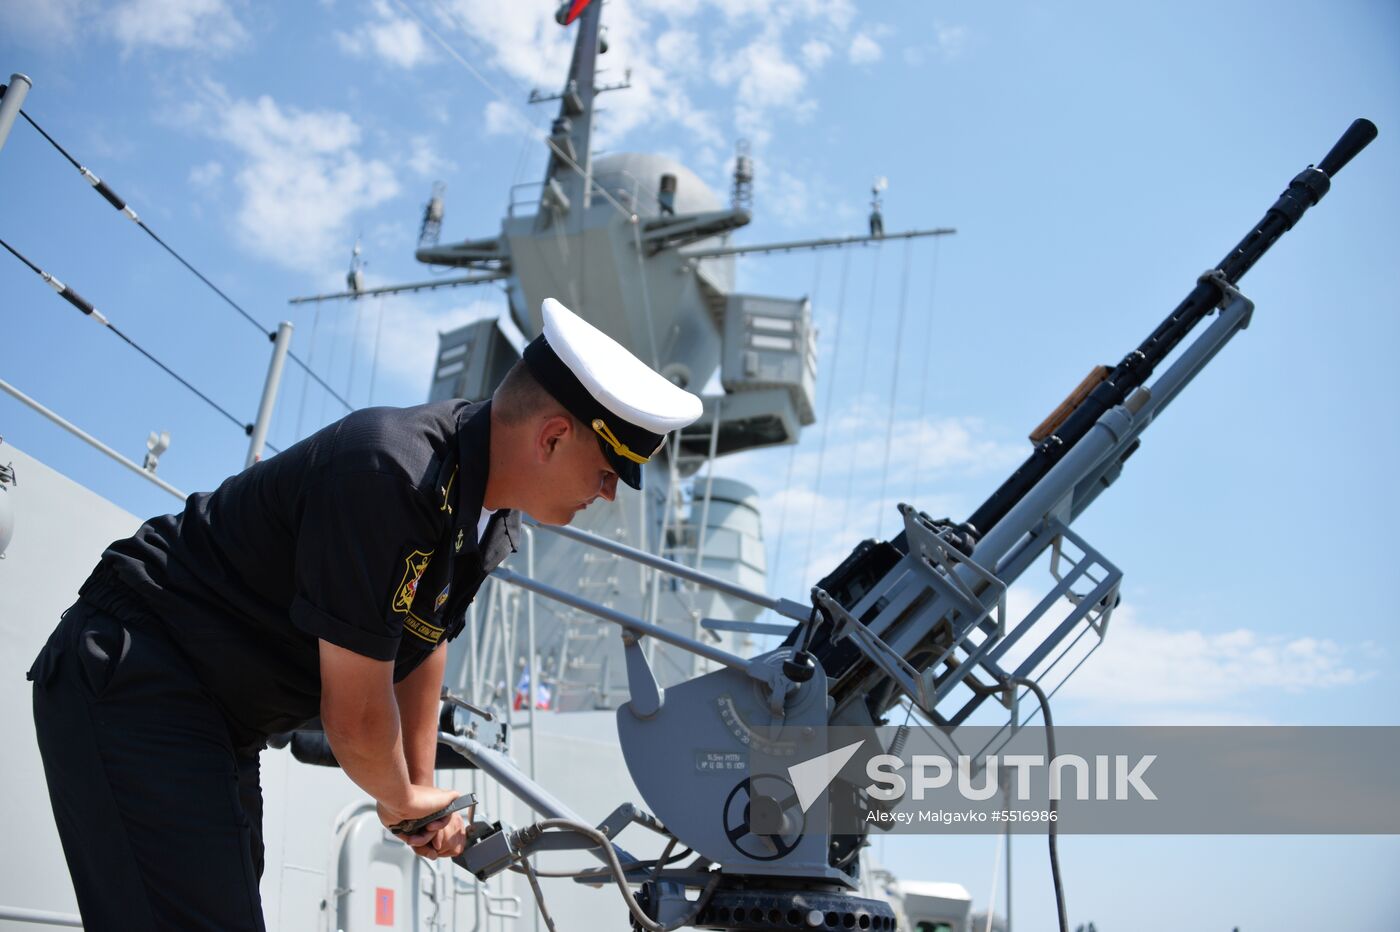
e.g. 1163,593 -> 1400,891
959,119 -> 1376,539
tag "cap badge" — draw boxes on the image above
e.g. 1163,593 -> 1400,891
592,419 -> 652,465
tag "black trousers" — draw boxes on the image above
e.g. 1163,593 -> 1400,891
30,599 -> 267,931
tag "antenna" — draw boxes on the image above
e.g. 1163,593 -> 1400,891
346,239 -> 366,295
732,139 -> 754,212
869,175 -> 887,238
143,430 -> 170,473
419,182 -> 446,248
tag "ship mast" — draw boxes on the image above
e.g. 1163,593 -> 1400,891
538,0 -> 602,217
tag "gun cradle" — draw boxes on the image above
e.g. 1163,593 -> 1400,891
617,648 -> 846,884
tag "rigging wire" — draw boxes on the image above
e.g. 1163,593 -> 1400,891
629,220 -> 662,369
424,0 -> 553,112
800,249 -> 852,580
768,252 -> 823,595
15,107 -> 354,414
389,0 -> 637,223
320,303 -> 344,426
838,244 -> 883,536
983,811 -> 1005,932
0,235 -> 277,453
423,0 -> 565,194
345,297 -> 366,402
368,296 -> 387,406
874,238 -> 914,537
911,239 -> 942,504
295,303 -> 324,438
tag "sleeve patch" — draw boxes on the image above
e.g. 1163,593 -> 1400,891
392,549 -> 434,614
404,612 -> 446,645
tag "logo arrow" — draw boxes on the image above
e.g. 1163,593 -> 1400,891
788,740 -> 865,812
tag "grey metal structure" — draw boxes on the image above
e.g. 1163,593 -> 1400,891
245,321 -> 293,468
0,18 -> 948,930
1,4 -> 1374,929
0,74 -> 33,156
404,0 -> 953,723
440,112 -> 1376,929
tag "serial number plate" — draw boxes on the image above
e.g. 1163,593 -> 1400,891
695,750 -> 746,773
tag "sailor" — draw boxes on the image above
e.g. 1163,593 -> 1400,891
27,298 -> 701,931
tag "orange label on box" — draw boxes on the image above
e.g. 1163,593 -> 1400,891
375,887 -> 394,926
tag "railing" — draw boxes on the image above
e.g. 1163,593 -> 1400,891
0,905 -> 83,928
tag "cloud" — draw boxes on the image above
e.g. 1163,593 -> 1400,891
406,136 -> 455,178
107,0 -> 247,54
434,0 -> 575,88
377,1 -> 880,219
714,36 -> 806,109
722,400 -> 1025,587
428,0 -> 727,159
702,0 -> 855,32
935,23 -> 968,58
188,160 -> 223,187
712,35 -> 807,148
482,99 -> 537,138
1061,609 -> 1371,706
444,1 -> 887,161
801,39 -> 832,70
0,0 -> 92,43
656,29 -> 702,77
184,85 -> 400,270
992,586 -> 1374,723
336,0 -> 434,69
755,163 -> 815,225
352,292 -> 504,396
848,32 -> 882,65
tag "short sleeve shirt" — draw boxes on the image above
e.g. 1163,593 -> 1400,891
81,400 -> 519,749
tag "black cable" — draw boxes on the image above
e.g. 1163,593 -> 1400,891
518,855 -> 559,932
18,109 -> 81,170
137,218 -> 352,413
17,107 -> 353,414
103,321 -> 252,435
135,218 -> 275,333
0,235 -> 43,275
1,234 -> 279,453
1010,676 -> 1069,932
511,843 -> 694,880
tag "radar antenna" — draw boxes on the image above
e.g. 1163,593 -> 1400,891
418,182 -> 446,248
731,139 -> 754,212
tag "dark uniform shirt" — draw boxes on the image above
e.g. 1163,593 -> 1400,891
77,399 -> 519,750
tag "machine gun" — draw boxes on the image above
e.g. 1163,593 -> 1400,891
447,119 -> 1376,931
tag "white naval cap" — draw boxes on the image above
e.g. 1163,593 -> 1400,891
522,298 -> 702,489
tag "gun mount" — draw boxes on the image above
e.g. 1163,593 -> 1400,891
436,120 -> 1378,930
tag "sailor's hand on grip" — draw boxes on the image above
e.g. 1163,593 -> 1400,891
411,808 -> 474,860
378,785 -> 469,853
